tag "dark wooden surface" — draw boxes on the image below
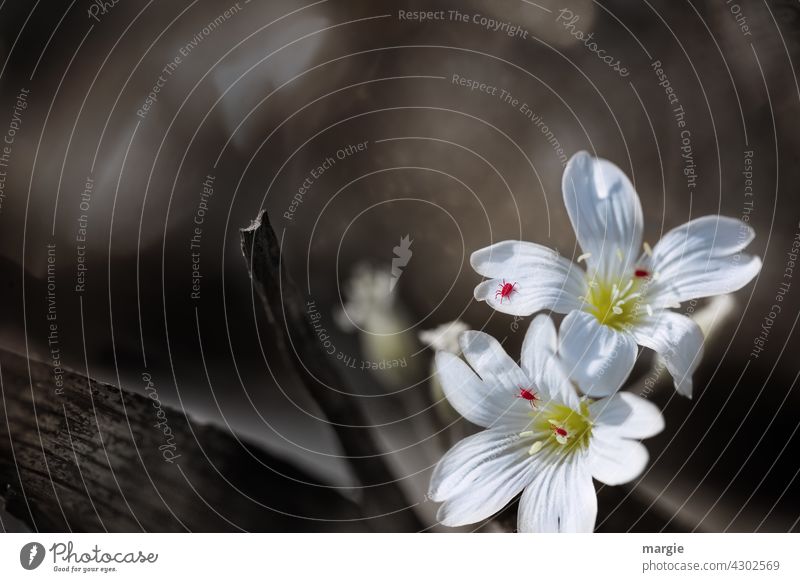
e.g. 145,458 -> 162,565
0,347 -> 366,532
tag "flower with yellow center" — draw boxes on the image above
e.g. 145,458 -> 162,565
471,151 -> 761,397
429,315 -> 664,532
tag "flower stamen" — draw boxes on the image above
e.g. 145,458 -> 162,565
583,268 -> 652,330
521,402 -> 593,456
528,441 -> 545,455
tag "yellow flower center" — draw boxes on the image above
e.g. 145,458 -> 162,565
584,275 -> 649,331
521,401 -> 593,456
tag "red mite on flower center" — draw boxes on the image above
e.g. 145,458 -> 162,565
495,280 -> 518,303
634,269 -> 650,278
553,426 -> 568,438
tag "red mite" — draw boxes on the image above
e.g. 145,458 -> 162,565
518,388 -> 538,408
552,426 -> 568,438
634,269 -> 650,278
495,280 -> 518,303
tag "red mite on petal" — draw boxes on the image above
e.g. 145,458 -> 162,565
495,280 -> 518,304
554,427 -> 568,438
494,279 -> 517,304
634,269 -> 650,278
518,388 -> 538,408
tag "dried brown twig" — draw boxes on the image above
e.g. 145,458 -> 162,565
241,210 -> 424,532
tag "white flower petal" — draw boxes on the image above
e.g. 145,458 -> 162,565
589,392 -> 665,439
646,215 -> 761,308
521,315 -> 580,408
431,429 -> 535,526
589,430 -> 650,486
562,151 -> 643,280
471,240 -> 573,279
521,314 -> 557,377
631,311 -> 704,398
558,310 -> 638,397
429,427 -> 530,500
517,456 -> 596,532
471,241 -> 586,316
435,351 -> 529,427
459,330 -> 529,388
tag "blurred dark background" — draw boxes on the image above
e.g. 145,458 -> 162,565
0,0 -> 798,531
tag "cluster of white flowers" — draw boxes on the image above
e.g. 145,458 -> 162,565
429,151 -> 761,532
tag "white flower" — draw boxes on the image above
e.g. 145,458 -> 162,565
429,315 -> 664,532
419,320 -> 470,354
334,263 -> 420,386
471,151 -> 761,398
335,263 -> 396,333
